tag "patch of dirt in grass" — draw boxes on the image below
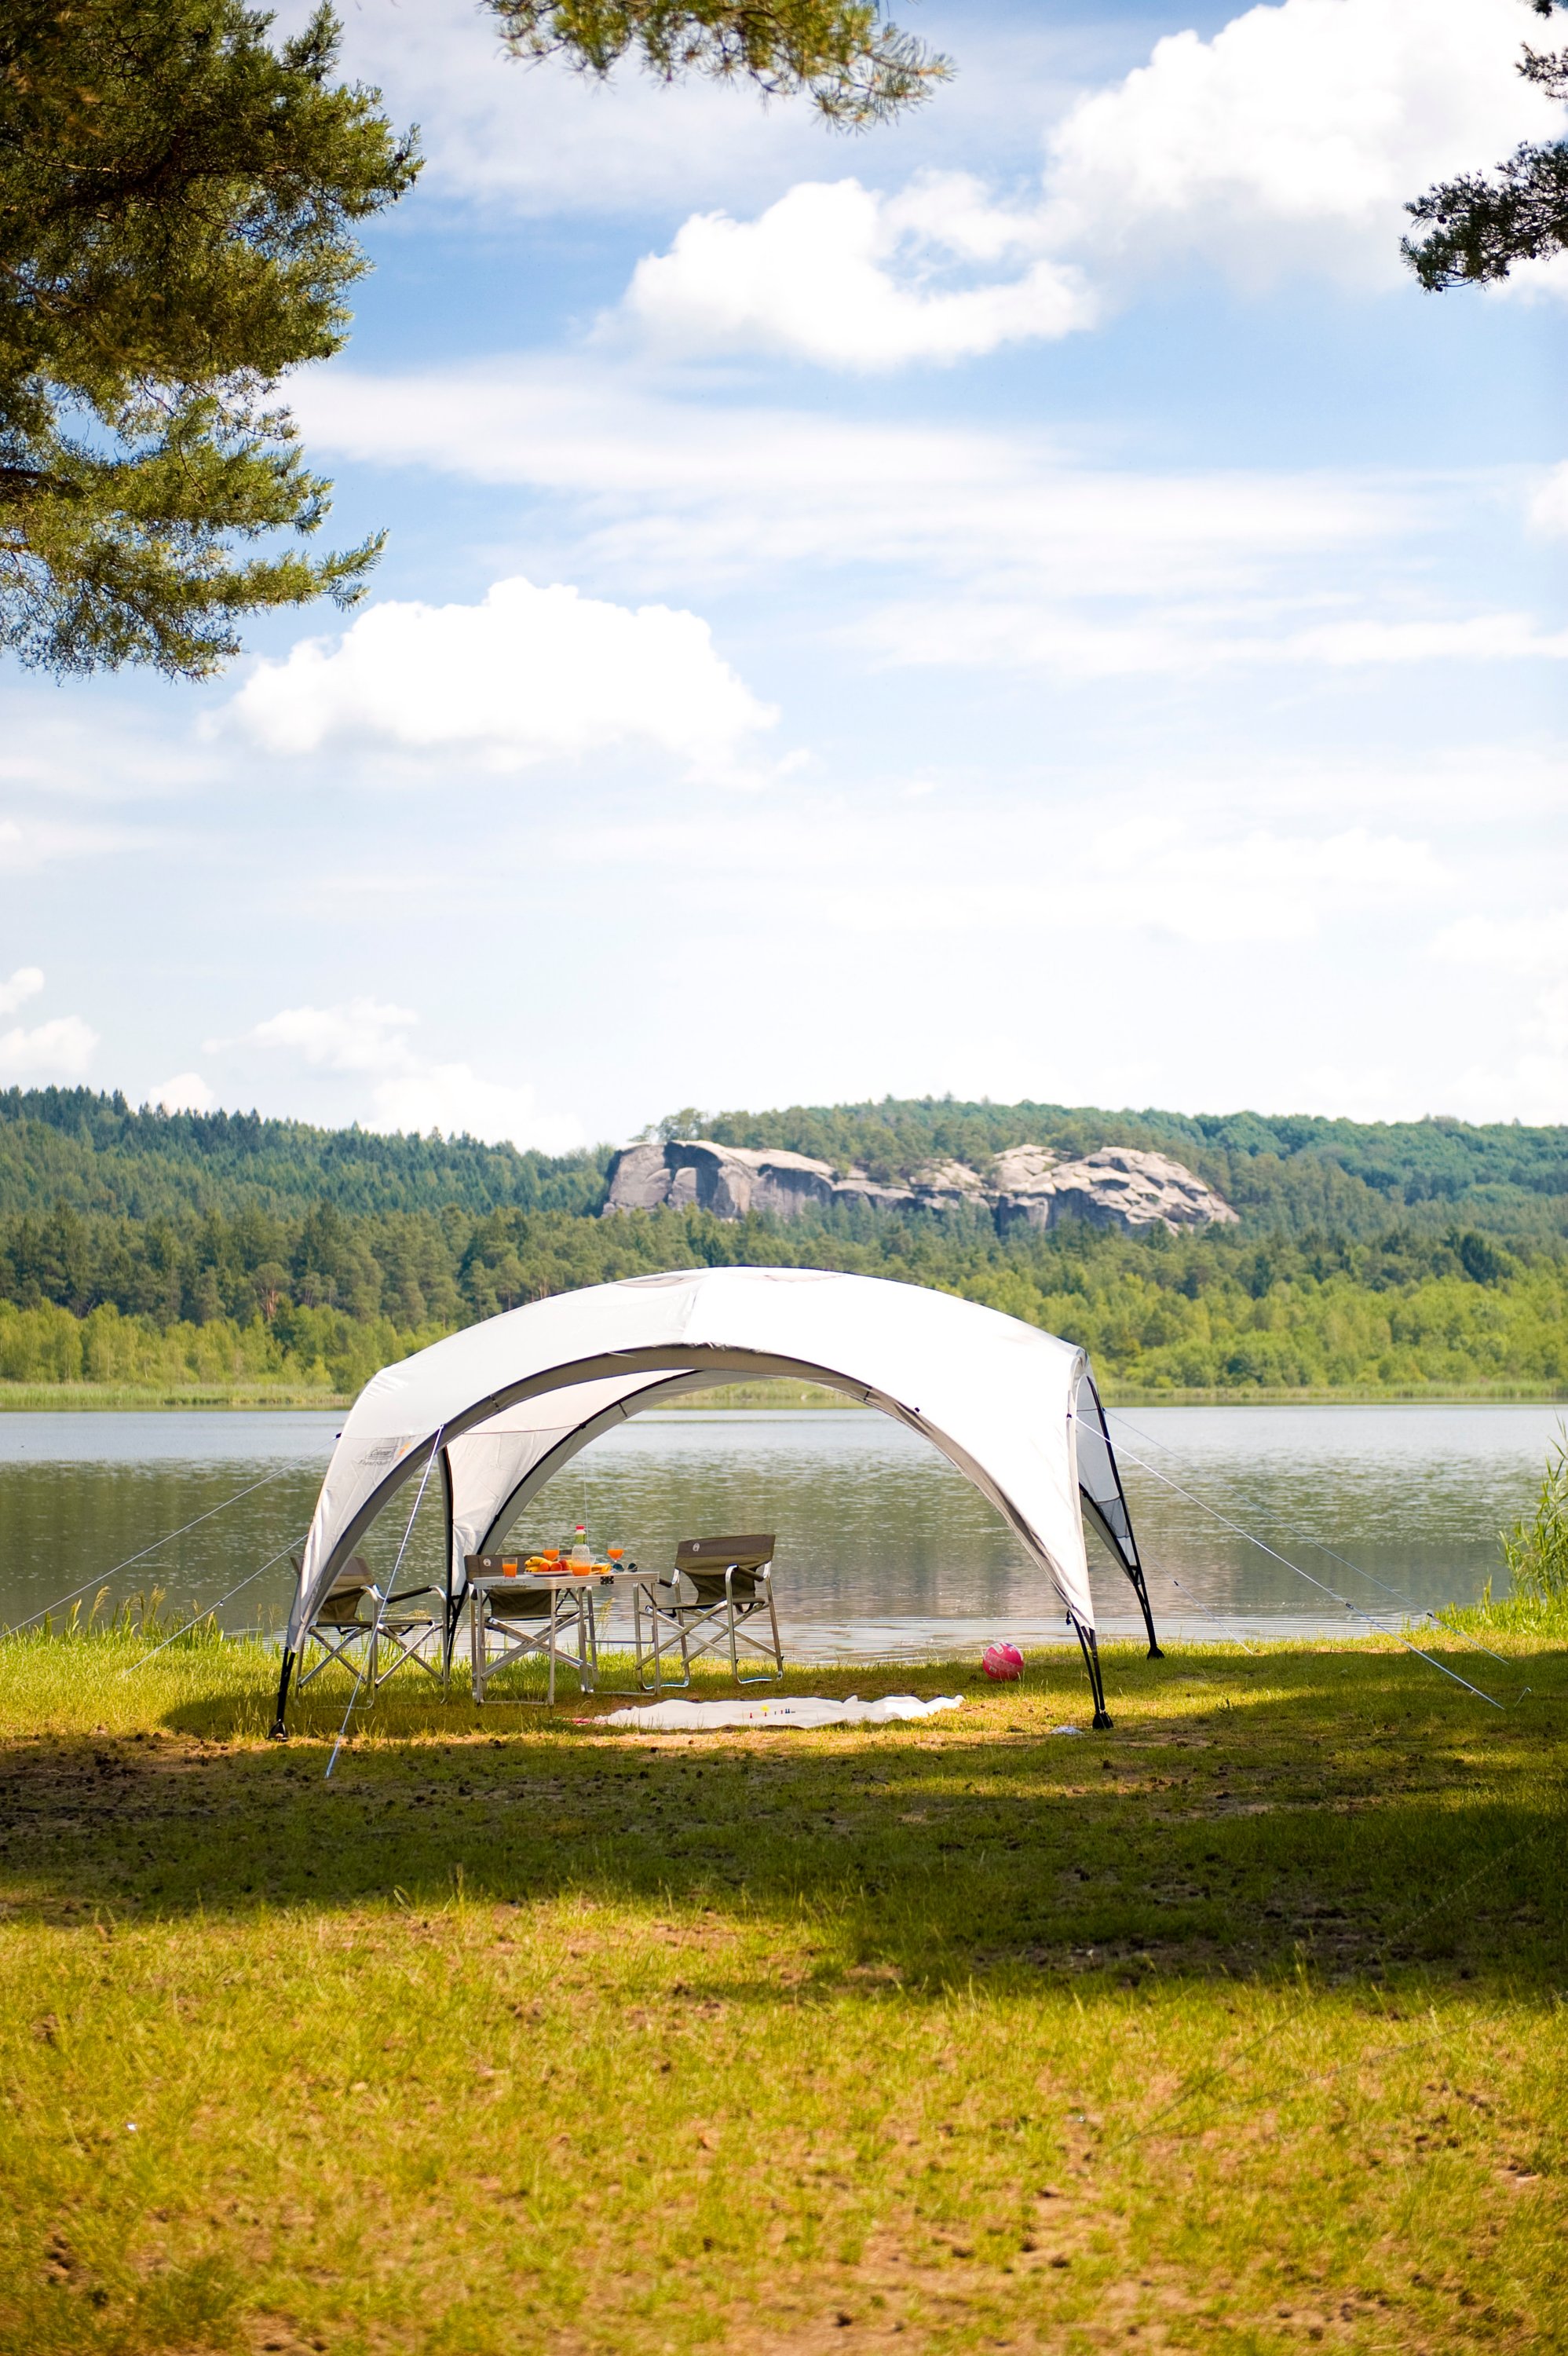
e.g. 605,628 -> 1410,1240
243,2318 -> 324,2356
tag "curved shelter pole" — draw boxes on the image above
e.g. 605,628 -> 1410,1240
473,1367 -> 867,1557
292,1345 -> 1069,1629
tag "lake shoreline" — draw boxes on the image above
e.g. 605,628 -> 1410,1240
2,1377 -> 1565,1412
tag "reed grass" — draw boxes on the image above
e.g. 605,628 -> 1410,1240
0,1385 -> 350,1412
0,1630 -> 1563,2354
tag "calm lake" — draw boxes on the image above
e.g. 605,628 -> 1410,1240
0,1402 -> 1559,1661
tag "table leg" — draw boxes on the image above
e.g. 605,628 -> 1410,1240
579,1588 -> 595,1692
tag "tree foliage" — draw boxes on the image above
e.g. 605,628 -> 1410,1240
1404,0 -> 1568,287
0,0 -> 418,676
691,1095 -> 1568,1237
0,1086 -> 609,1218
5,1086 -> 1568,1238
2,1089 -> 1566,1394
0,1195 -> 1564,1396
491,0 -> 949,126
0,0 -> 945,678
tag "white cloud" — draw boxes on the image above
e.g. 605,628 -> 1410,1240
226,575 -> 777,783
246,997 -> 420,1074
1489,250 -> 1568,306
623,175 -> 1096,368
0,814 -> 142,871
1285,614 -> 1568,664
857,597 -> 1568,677
0,966 -> 43,1017
1043,0 -> 1562,289
368,1065 -> 581,1155
282,0 -> 837,219
239,997 -> 579,1151
614,0 -> 1564,365
1530,463 -> 1568,537
1432,911 -> 1568,975
0,1015 -> 97,1080
292,360 -> 1406,598
1429,912 -> 1568,1119
0,968 -> 97,1079
152,1072 -> 217,1114
1092,822 -> 1446,943
798,823 -> 1446,946
273,0 -> 1073,224
558,799 -> 1448,948
275,0 -> 1557,302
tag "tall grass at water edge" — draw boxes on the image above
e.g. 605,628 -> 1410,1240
1441,1423 -> 1568,1641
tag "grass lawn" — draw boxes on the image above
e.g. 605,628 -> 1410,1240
0,1630 -> 1563,2354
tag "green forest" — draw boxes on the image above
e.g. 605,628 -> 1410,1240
2,1087 -> 1566,1399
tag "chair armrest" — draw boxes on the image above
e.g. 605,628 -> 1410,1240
387,1585 -> 433,1605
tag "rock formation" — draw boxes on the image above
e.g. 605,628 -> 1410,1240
604,1138 -> 1237,1235
601,1140 -> 839,1221
905,1158 -> 990,1210
992,1147 -> 1238,1235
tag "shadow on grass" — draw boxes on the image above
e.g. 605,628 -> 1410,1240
2,1644 -> 1565,1998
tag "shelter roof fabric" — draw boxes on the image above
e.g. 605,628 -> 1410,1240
286,1267 -> 1113,1648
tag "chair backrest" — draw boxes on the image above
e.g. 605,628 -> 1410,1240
676,1535 -> 775,1605
676,1536 -> 775,1572
317,1555 -> 375,1624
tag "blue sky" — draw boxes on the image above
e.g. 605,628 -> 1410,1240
2,0 -> 1564,1149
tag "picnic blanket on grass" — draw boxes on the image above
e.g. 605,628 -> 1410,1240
595,1693 -> 964,1732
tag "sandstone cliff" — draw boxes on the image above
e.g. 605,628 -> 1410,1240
990,1146 -> 1237,1234
604,1138 -> 1237,1235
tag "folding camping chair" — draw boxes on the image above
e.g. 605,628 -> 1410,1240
638,1535 -> 784,1689
466,1560 -> 598,1706
295,1554 -> 439,1695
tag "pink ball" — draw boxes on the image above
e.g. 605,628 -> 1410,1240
982,1642 -> 1024,1681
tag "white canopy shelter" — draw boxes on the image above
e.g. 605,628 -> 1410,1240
274,1267 -> 1157,1733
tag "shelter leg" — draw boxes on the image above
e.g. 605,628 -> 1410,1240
1074,1622 -> 1113,1732
269,1647 -> 295,1741
440,1446 -> 455,1699
579,1590 -> 595,1693
443,1588 -> 459,1691
1128,1564 -> 1163,1659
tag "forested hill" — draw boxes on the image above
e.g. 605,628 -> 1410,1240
3,1086 -> 1567,1237
3,1089 -> 1566,1396
689,1099 -> 1568,1238
0,1089 -> 609,1217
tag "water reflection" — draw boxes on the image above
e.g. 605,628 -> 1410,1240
0,1403 -> 1558,1661
0,1413 -> 336,1641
